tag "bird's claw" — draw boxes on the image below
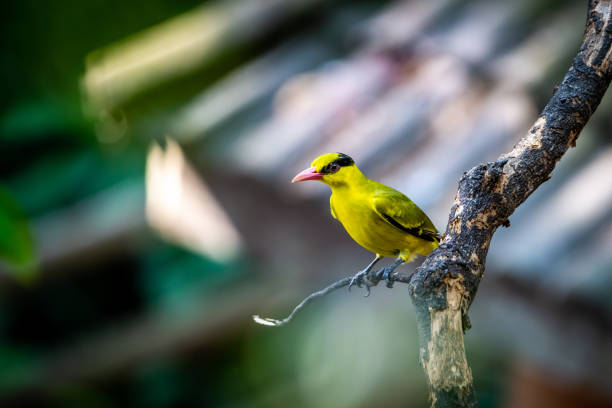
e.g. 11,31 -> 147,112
348,270 -> 375,296
348,270 -> 367,291
377,267 -> 395,288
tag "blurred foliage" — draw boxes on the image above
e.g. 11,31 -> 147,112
8,147 -> 146,217
139,242 -> 246,313
0,186 -> 36,281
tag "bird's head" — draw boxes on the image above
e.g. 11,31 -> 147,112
292,152 -> 359,187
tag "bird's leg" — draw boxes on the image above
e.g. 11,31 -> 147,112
348,255 -> 382,294
376,258 -> 404,288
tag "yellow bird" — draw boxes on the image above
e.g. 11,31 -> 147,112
292,152 -> 440,291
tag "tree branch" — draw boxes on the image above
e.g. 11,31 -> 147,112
405,1 -> 612,406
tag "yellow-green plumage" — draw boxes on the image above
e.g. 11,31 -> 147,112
309,153 -> 439,262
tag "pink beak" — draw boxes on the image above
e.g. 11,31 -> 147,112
292,166 -> 323,183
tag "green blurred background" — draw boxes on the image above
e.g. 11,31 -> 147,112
2,0 -> 612,407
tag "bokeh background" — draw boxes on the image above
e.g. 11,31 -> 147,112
2,0 -> 612,407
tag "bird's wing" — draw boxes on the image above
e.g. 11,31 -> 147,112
371,190 -> 440,243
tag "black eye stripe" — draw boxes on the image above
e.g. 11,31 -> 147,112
321,154 -> 354,174
321,164 -> 335,174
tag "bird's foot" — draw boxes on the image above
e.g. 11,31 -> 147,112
376,266 -> 396,288
374,258 -> 404,288
348,269 -> 378,296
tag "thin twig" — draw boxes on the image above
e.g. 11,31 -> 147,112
253,277 -> 352,327
253,270 -> 416,327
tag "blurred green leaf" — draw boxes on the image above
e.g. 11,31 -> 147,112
0,186 -> 37,281
0,344 -> 40,392
133,360 -> 184,408
140,242 -> 246,313
0,98 -> 89,143
7,147 -> 146,217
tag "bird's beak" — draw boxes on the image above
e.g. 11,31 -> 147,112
292,166 -> 323,183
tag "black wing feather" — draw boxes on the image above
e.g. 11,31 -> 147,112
381,214 -> 440,243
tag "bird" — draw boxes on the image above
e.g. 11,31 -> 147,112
292,152 -> 440,292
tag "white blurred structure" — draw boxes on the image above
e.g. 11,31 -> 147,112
146,139 -> 243,262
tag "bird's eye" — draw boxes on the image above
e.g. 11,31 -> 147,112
328,163 -> 340,173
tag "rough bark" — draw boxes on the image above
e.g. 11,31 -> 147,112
405,1 -> 612,406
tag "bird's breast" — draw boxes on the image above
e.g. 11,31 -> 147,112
331,192 -> 407,257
